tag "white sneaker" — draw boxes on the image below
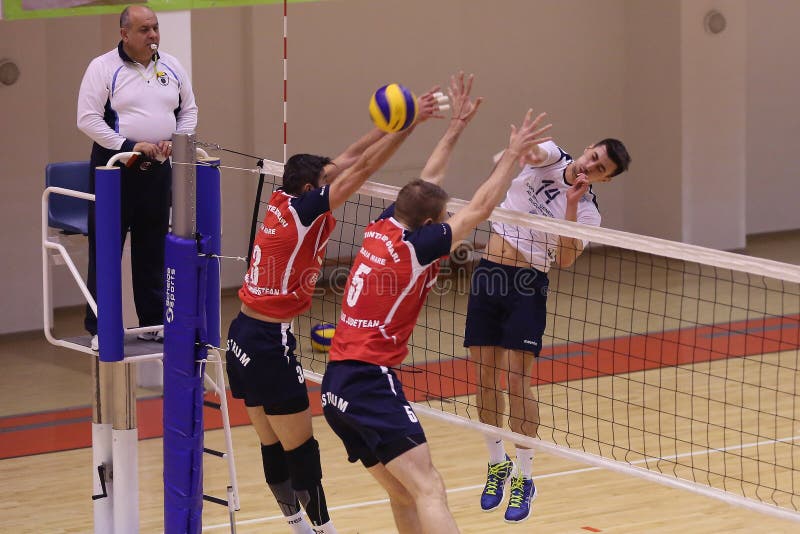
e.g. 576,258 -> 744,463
137,330 -> 164,342
90,335 -> 99,351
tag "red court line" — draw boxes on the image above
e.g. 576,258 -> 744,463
400,314 -> 800,402
2,315 -> 797,459
0,388 -> 322,460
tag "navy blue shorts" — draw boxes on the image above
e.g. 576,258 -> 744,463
321,360 -> 427,468
225,312 -> 309,415
463,258 -> 549,355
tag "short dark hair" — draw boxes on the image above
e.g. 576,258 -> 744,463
594,138 -> 631,177
120,6 -> 132,28
394,179 -> 449,231
282,153 -> 332,195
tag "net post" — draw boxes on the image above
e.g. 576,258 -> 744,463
111,362 -> 138,533
163,133 -> 205,533
197,159 -> 221,347
91,359 -> 113,533
94,165 -> 133,532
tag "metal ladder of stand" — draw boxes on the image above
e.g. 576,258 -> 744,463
202,349 -> 240,534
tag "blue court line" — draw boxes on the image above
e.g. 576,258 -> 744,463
700,323 -> 791,339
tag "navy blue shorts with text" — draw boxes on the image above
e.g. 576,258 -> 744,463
321,360 -> 426,468
463,258 -> 549,355
225,312 -> 309,415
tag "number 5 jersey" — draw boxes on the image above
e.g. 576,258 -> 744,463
329,204 -> 452,368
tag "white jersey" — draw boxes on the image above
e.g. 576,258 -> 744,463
491,141 -> 601,272
77,43 -> 198,151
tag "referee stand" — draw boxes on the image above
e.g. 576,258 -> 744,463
41,138 -> 239,533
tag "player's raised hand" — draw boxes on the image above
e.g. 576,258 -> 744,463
566,174 -> 590,204
448,71 -> 483,126
415,85 -> 445,123
507,109 -> 552,157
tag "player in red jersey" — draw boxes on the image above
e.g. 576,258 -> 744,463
226,88 -> 441,534
322,73 -> 554,533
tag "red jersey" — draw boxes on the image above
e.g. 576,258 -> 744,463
329,204 -> 452,367
239,186 -> 335,318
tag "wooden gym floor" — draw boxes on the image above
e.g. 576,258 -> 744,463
1,231 -> 799,532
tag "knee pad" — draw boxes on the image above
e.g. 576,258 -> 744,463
285,437 -> 322,491
261,442 -> 289,484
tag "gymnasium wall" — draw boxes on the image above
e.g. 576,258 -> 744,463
0,0 -> 796,334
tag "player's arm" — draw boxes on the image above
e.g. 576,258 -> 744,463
555,175 -> 589,268
446,110 -> 552,249
321,128 -> 387,185
420,72 -> 483,186
327,87 -> 441,211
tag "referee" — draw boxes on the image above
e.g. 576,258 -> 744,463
77,5 -> 198,348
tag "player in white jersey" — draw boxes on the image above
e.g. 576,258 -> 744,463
465,137 -> 631,522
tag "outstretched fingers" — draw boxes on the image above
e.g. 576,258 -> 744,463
416,85 -> 444,122
508,109 -> 553,153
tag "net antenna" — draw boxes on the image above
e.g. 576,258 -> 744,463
250,158 -> 800,523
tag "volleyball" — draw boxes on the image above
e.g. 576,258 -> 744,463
310,323 -> 336,352
369,83 -> 418,133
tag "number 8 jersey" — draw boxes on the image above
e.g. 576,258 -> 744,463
239,186 -> 335,318
329,204 -> 452,368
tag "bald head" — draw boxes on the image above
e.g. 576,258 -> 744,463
120,5 -> 156,29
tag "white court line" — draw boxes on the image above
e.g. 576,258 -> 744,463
202,434 -> 800,531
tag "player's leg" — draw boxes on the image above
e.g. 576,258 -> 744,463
465,259 -> 516,511
256,326 -> 336,534
384,443 -> 459,534
504,349 -> 539,522
501,266 -> 547,523
266,410 -> 336,533
226,315 -> 315,533
468,345 -> 506,427
468,345 -> 514,511
507,349 -> 540,439
244,407 -> 316,534
366,463 -> 421,534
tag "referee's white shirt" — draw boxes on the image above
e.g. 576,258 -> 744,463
492,141 -> 601,273
77,43 -> 198,151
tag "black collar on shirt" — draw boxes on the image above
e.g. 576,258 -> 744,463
563,167 -> 573,186
117,40 -> 158,64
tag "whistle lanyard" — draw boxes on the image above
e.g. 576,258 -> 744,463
133,55 -> 164,82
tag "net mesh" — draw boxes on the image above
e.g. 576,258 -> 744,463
249,165 -> 800,514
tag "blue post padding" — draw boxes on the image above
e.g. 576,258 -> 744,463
95,167 -> 124,362
163,234 -> 204,534
197,161 -> 221,347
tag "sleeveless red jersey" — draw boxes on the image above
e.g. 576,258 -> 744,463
239,186 -> 335,318
329,205 -> 452,367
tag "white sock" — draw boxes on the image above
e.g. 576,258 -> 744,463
515,446 -> 535,478
484,435 -> 506,464
311,520 -> 338,534
285,511 -> 314,534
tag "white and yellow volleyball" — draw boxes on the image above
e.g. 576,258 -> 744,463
369,83 -> 418,133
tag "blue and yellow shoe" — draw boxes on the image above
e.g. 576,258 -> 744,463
480,455 -> 514,511
503,474 -> 537,522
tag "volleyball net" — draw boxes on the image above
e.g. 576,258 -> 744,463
248,160 -> 800,520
